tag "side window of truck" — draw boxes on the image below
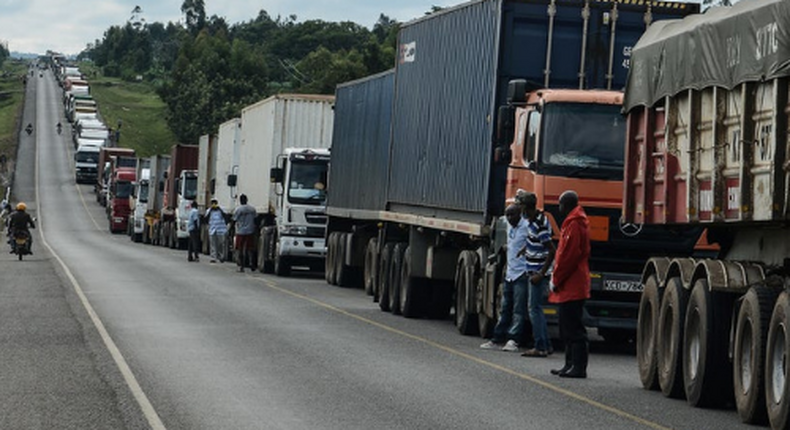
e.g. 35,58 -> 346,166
524,110 -> 540,164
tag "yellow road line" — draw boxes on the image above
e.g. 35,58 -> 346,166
255,277 -> 671,430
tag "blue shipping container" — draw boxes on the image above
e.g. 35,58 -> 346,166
387,0 -> 699,224
328,70 -> 395,212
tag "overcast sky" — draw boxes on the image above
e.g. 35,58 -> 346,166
0,0 -> 459,55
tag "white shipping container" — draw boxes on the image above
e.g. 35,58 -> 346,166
238,94 -> 334,214
215,118 -> 242,211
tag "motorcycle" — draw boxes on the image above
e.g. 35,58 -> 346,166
11,230 -> 31,260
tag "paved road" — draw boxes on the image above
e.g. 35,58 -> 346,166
0,68 -> 757,429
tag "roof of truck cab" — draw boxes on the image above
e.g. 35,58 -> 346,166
526,89 -> 623,105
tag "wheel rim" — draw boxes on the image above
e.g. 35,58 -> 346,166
687,308 -> 701,380
739,317 -> 753,395
771,322 -> 787,403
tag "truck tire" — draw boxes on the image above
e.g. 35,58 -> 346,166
734,285 -> 778,425
378,243 -> 395,312
400,246 -> 423,318
325,232 -> 337,284
274,251 -> 291,277
767,291 -> 790,430
683,278 -> 735,407
133,233 -> 142,243
388,243 -> 406,315
336,233 -> 349,286
364,238 -> 378,297
657,277 -> 688,398
427,281 -> 453,320
455,250 -> 479,336
260,230 -> 275,274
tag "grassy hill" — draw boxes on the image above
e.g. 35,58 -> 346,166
0,60 -> 26,170
80,63 -> 178,158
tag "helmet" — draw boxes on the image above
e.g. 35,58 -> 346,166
16,202 -> 26,211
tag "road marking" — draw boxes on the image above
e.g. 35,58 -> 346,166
35,91 -> 167,430
255,277 -> 671,430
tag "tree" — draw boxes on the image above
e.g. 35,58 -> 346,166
181,0 -> 206,34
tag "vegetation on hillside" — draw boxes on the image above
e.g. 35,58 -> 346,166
0,60 -> 26,188
79,0 -> 402,145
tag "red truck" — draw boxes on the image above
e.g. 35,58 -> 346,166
153,144 -> 199,249
107,156 -> 137,233
96,147 -> 135,207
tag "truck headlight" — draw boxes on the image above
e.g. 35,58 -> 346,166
281,226 -> 308,236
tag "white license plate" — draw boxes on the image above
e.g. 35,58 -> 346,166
603,279 -> 643,292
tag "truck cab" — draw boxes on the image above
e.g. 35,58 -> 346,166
264,148 -> 330,275
502,82 -> 703,340
130,165 -> 151,242
74,144 -> 101,184
108,158 -> 137,234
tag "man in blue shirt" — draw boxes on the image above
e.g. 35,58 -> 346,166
518,191 -> 556,358
187,200 -> 200,262
481,204 -> 530,352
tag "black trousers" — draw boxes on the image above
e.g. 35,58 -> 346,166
188,230 -> 200,259
559,299 -> 588,345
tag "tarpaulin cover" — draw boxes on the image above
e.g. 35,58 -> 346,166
624,0 -> 790,111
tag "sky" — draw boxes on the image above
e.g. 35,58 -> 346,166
0,0 -> 459,55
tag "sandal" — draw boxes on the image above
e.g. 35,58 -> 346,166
521,348 -> 548,357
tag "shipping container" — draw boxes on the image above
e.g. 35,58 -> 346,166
215,118 -> 241,211
164,144 -> 199,211
327,70 -> 394,213
238,94 -> 334,214
197,133 -> 218,209
388,0 -> 699,224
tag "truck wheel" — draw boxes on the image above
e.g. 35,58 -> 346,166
767,291 -> 790,430
427,281 -> 453,320
336,233 -> 349,286
657,277 -> 688,398
637,274 -> 662,391
378,243 -> 394,312
455,250 -> 479,336
364,238 -> 378,297
734,285 -> 778,424
133,233 -> 142,243
325,232 -> 337,284
274,251 -> 291,277
388,243 -> 406,315
683,278 -> 735,407
400,246 -> 424,318
260,230 -> 275,274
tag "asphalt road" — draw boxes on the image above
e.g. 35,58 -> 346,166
0,67 -> 758,430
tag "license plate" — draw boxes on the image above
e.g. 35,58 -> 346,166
604,279 -> 643,292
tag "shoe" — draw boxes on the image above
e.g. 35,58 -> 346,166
521,348 -> 548,357
558,341 -> 588,378
188,257 -> 194,262
551,346 -> 573,375
210,259 -> 216,263
502,340 -> 519,352
480,340 -> 501,350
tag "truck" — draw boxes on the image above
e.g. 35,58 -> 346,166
107,156 -> 137,234
155,144 -> 198,249
74,144 -> 101,184
234,94 -> 334,275
627,1 -> 790,428
142,155 -> 171,245
96,147 -> 135,206
128,158 -> 151,242
324,0 -> 698,338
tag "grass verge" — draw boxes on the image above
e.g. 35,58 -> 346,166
0,60 -> 26,191
78,63 -> 177,158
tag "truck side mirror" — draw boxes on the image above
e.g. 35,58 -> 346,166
507,79 -> 528,104
496,105 -> 515,147
227,174 -> 237,187
270,167 -> 284,184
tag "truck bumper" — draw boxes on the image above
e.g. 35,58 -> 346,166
278,236 -> 326,259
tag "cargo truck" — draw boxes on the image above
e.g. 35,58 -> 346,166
155,144 -> 198,249
74,144 -> 101,184
627,1 -> 790,428
96,147 -> 135,207
235,94 -> 333,275
128,157 -> 151,242
108,156 -> 137,234
324,0 -> 698,338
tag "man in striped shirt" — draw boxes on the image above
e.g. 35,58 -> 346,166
517,191 -> 556,357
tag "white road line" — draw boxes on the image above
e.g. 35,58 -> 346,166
34,78 -> 167,430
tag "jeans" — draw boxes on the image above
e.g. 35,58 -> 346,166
528,274 -> 551,351
209,232 -> 226,261
493,273 -> 528,343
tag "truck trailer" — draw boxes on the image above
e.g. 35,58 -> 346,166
627,0 -> 790,428
234,94 -> 334,275
325,0 -> 699,338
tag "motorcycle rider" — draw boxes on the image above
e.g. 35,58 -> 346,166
8,202 -> 35,254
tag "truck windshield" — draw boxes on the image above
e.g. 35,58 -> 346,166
539,103 -> 625,179
183,176 -> 198,201
138,183 -> 149,203
76,152 -> 98,163
115,181 -> 133,199
287,161 -> 328,205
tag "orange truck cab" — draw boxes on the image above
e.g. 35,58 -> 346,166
501,82 -> 704,341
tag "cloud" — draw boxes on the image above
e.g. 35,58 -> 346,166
1,0 -> 458,55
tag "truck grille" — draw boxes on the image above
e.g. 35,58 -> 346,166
305,213 -> 327,224
306,227 -> 325,238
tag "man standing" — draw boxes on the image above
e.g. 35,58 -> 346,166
481,204 -> 529,352
187,200 -> 200,262
232,194 -> 257,273
206,199 -> 228,263
517,191 -> 556,358
549,190 -> 591,378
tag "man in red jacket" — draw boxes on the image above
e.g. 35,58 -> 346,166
549,190 -> 591,378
